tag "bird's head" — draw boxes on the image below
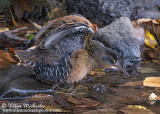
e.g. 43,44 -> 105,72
86,38 -> 129,77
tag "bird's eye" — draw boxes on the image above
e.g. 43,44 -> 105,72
108,57 -> 115,64
102,57 -> 115,65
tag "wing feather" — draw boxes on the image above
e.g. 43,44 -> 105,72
40,23 -> 93,49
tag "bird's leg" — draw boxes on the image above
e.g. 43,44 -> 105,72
68,82 -> 81,91
54,83 -> 74,92
61,82 -> 81,91
54,82 -> 82,95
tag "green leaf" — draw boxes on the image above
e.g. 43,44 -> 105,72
27,34 -> 35,40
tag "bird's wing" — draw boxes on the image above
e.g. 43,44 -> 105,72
40,23 -> 93,49
16,23 -> 93,84
30,15 -> 94,46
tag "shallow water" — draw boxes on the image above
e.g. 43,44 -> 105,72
0,62 -> 160,113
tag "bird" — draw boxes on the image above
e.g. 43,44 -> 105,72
28,13 -> 98,46
16,22 -> 128,84
93,17 -> 142,76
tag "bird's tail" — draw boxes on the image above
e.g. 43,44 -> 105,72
15,49 -> 36,67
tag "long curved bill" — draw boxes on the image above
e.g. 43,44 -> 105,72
113,62 -> 129,77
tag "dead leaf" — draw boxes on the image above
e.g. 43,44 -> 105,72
25,94 -> 53,102
139,67 -> 157,73
142,47 -> 160,61
137,18 -> 159,25
143,77 -> 160,87
152,24 -> 160,44
0,50 -> 18,68
54,95 -> 74,110
121,81 -> 142,87
145,29 -> 158,49
44,102 -> 69,113
24,94 -> 70,112
67,96 -> 100,108
67,96 -> 82,105
134,18 -> 160,47
118,105 -> 155,114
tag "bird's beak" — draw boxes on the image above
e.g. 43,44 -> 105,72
113,62 -> 129,77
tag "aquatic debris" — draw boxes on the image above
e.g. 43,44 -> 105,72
145,29 -> 158,49
118,105 -> 155,114
149,93 -> 157,100
67,96 -> 100,108
0,50 -> 18,68
143,77 -> 160,87
121,81 -> 142,87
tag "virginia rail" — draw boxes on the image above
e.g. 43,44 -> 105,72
93,17 -> 141,76
16,23 -> 128,84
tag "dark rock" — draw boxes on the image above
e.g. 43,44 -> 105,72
0,65 -> 53,99
66,0 -> 160,25
93,17 -> 141,75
